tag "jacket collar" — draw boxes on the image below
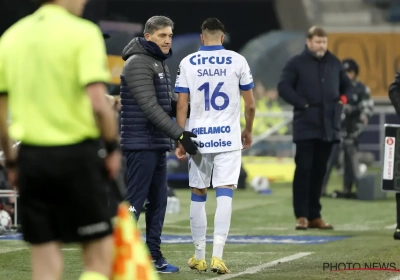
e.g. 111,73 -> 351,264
139,38 -> 172,61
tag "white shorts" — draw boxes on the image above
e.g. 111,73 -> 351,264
188,150 -> 242,189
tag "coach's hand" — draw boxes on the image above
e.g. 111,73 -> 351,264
241,129 -> 253,149
105,150 -> 121,179
178,131 -> 198,155
175,143 -> 187,162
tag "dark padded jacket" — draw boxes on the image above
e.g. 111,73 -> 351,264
120,38 -> 184,151
278,47 -> 353,143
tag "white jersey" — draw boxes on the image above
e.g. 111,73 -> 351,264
174,45 -> 254,153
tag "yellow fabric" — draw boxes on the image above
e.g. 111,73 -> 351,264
78,271 -> 108,280
0,4 -> 110,145
112,202 -> 160,280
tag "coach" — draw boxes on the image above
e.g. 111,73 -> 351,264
119,16 -> 197,273
278,26 -> 353,230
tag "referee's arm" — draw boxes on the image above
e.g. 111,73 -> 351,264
0,38 -> 15,164
78,28 -> 119,143
0,93 -> 15,163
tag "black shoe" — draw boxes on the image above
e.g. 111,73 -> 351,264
394,228 -> 400,240
331,191 -> 357,199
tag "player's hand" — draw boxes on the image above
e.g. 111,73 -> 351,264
105,150 -> 121,179
178,131 -> 198,155
241,129 -> 253,149
115,98 -> 121,112
105,95 -> 115,106
105,95 -> 120,111
175,144 -> 187,162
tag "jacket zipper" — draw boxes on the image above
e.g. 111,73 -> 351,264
162,61 -> 172,113
162,61 -> 174,148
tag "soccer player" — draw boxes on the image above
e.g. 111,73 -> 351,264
174,18 -> 255,274
0,1 -> 121,280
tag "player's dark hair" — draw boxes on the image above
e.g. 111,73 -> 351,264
201,18 -> 225,34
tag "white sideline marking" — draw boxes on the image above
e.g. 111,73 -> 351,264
165,223 -> 396,232
204,252 -> 313,280
385,224 -> 397,230
170,250 -> 278,255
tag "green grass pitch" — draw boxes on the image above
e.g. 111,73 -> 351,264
1,173 -> 400,280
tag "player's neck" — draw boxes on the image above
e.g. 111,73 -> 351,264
203,41 -> 222,47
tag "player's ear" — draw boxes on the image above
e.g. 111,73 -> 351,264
200,34 -> 204,44
221,34 -> 225,44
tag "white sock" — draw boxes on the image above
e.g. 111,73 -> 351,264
190,192 -> 207,260
213,188 -> 233,260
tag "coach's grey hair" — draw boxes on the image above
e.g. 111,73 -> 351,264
143,16 -> 174,35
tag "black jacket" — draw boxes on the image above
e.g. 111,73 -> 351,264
389,70 -> 400,117
119,38 -> 184,151
278,47 -> 353,143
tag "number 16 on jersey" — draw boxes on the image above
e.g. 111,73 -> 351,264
197,82 -> 229,111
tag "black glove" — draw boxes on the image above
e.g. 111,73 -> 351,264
170,100 -> 191,118
178,131 -> 198,155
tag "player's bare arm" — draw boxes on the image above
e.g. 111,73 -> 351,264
175,93 -> 189,160
241,89 -> 255,149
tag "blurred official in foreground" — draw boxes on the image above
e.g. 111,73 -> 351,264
0,1 -> 121,280
388,69 -> 400,240
278,26 -> 353,230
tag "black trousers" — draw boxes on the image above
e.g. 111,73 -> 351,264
125,150 -> 168,261
293,139 -> 333,220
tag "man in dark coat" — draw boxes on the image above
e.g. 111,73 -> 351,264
119,16 -> 198,273
388,69 -> 400,240
278,26 -> 353,230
